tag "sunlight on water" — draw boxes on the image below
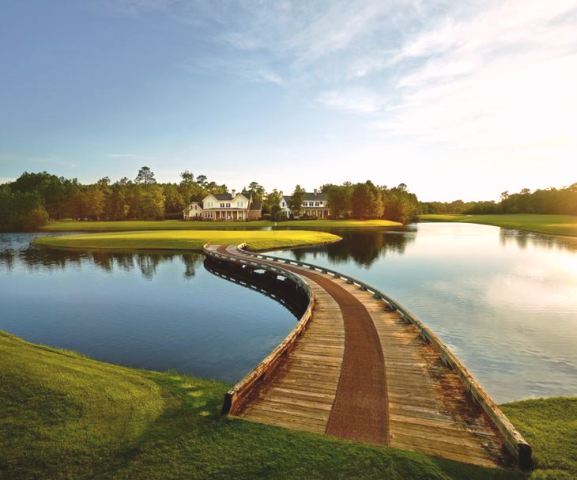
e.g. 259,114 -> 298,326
273,223 -> 577,403
2,225 -> 576,403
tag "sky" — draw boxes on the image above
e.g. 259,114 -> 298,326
1,0 -> 576,201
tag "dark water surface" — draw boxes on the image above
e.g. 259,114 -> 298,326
0,232 -> 296,383
1,224 -> 577,402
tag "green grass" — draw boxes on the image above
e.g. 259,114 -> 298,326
419,214 -> 577,237
0,330 -> 531,480
503,398 -> 577,479
41,219 -> 401,232
33,230 -> 342,252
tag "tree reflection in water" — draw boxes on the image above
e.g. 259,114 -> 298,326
0,241 -> 204,280
289,228 -> 416,267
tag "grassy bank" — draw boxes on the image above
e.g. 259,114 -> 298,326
41,219 -> 401,232
33,230 -> 341,252
503,398 -> 577,480
0,330 -> 532,480
419,214 -> 577,237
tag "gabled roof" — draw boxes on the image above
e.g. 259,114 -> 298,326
303,192 -> 328,201
213,193 -> 233,201
282,192 -> 327,203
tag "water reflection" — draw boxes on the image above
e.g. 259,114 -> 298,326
271,223 -> 577,403
289,228 -> 415,267
0,232 -> 296,383
0,241 -> 203,280
499,228 -> 577,252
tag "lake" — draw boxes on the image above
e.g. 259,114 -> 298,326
1,223 -> 576,403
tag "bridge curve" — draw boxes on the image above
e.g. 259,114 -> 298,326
203,244 -> 531,470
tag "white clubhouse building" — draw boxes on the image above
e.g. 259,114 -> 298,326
183,190 -> 262,221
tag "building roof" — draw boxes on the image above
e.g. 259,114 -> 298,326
303,192 -> 327,201
283,192 -> 328,203
213,193 -> 233,201
209,192 -> 250,201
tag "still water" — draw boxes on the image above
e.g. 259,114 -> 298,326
1,223 -> 576,402
272,223 -> 577,403
0,233 -> 296,383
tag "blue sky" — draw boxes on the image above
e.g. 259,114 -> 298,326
1,0 -> 576,201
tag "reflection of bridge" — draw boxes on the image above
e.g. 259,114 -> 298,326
203,244 -> 532,469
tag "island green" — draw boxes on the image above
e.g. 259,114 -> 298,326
419,214 -> 577,237
34,230 -> 341,251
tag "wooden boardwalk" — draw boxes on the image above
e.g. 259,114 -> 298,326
204,244 -> 531,469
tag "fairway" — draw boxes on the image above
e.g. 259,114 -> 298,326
40,219 -> 402,232
419,214 -> 577,237
34,229 -> 341,251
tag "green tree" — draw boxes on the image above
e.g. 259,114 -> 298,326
289,185 -> 306,217
263,189 -> 283,215
135,166 -> 156,185
246,181 -> 265,203
163,184 -> 185,218
323,183 -> 353,218
351,181 -> 382,219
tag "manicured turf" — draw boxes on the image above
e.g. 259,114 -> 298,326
33,230 -> 341,251
40,219 -> 401,232
0,331 -> 530,480
419,214 -> 577,237
502,398 -> 577,480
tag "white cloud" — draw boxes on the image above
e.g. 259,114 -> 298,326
318,88 -> 387,114
374,0 -> 577,152
254,69 -> 285,86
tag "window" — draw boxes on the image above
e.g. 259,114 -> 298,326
226,203 -> 231,208
315,202 -> 320,206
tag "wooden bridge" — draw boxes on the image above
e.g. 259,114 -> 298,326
203,244 -> 532,470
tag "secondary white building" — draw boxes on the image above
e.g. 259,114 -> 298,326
280,191 -> 331,219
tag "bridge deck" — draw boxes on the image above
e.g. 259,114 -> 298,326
206,245 -> 513,468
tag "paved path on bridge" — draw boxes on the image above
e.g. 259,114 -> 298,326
208,245 -> 510,468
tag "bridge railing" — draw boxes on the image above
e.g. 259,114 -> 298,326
202,244 -> 315,417
238,246 -> 532,470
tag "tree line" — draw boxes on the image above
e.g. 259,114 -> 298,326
320,181 -> 420,224
421,183 -> 577,216
0,168 -> 420,231
0,168 -> 233,231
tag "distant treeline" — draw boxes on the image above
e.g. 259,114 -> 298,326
0,168 -> 233,231
421,184 -> 577,216
320,182 -> 419,224
0,168 -> 420,231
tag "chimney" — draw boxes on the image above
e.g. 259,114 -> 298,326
231,189 -> 236,197
313,188 -> 318,195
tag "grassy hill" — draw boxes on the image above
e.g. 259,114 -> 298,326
0,330 -> 543,480
419,214 -> 577,237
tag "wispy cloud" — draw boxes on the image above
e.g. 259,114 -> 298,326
371,0 -> 577,151
318,88 -> 387,114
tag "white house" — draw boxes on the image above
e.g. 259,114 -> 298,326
280,190 -> 331,219
183,190 -> 261,221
